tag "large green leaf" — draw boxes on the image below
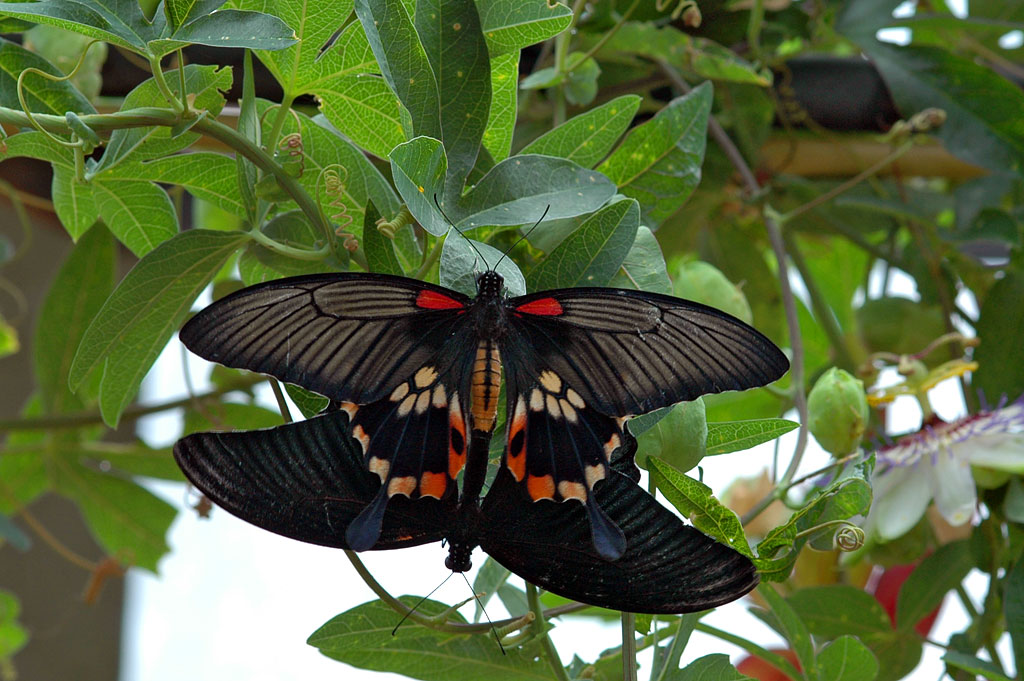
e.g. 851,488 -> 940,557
93,179 -> 178,256
0,0 -> 294,57
598,83 -> 712,225
457,154 -> 616,229
815,636 -> 879,681
528,198 -> 639,290
607,225 -> 672,294
647,456 -> 754,559
52,165 -> 100,241
308,598 -> 551,680
34,223 -> 115,414
440,234 -> 525,297
895,540 -> 972,632
69,230 -> 250,427
759,584 -> 817,681
973,270 -> 1024,402
389,136 -> 450,236
669,654 -> 748,681
53,460 -> 175,572
705,419 -> 799,456
942,652 -> 1014,681
476,0 -> 571,55
415,0 -> 490,195
116,152 -> 247,218
0,37 -> 95,116
482,51 -> 519,163
521,95 -> 641,169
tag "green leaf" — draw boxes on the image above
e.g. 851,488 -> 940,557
483,51 -> 518,163
80,443 -> 183,481
786,585 -> 893,640
598,83 -> 712,225
354,0 -> 442,142
285,384 -> 329,419
117,152 -> 247,218
0,318 -> 17,358
669,653 -> 748,681
607,225 -> 673,294
308,598 -> 552,680
0,0 -> 294,57
1005,554 -> 1024,679
0,37 -> 95,116
389,136 -> 450,236
647,456 -> 753,559
0,130 -> 74,165
53,461 -> 175,572
942,651 -> 1014,681
93,179 -> 178,256
415,0 -> 491,195
636,399 -> 705,472
34,223 -> 115,414
564,52 -> 600,106
165,0 -> 227,31
759,584 -> 816,680
815,636 -> 879,681
974,270 -> 1024,402
520,95 -> 641,168
477,0 -> 571,55
895,540 -> 972,632
861,42 -> 1024,176
440,234 -> 526,297
528,198 -> 639,290
0,590 -> 28,659
363,201 -> 404,276
705,419 -> 800,456
457,155 -> 616,229
589,23 -> 769,86
93,65 -> 232,174
69,230 -> 250,427
52,167 -> 100,242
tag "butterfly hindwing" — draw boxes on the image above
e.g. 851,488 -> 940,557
505,287 -> 789,417
479,464 -> 759,614
173,410 -> 451,550
179,273 -> 473,405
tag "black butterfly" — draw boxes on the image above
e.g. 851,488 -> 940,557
174,268 -> 787,610
175,406 -> 760,613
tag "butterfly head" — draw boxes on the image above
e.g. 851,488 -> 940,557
475,269 -> 505,301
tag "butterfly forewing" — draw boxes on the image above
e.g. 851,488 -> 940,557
479,466 -> 759,614
179,274 -> 474,405
173,411 -> 450,550
505,287 -> 789,417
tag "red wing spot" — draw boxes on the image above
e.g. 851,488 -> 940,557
515,297 -> 564,316
416,290 -> 465,310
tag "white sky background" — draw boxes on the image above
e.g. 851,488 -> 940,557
119,265 -> 1014,680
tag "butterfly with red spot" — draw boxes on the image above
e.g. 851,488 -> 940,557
177,265 -> 788,563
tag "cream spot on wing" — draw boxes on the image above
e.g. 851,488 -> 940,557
369,456 -> 390,482
352,425 -> 370,452
565,388 -> 585,409
604,433 -> 621,460
415,390 -> 432,414
559,399 -> 577,423
387,476 -> 416,497
585,464 -> 605,488
546,393 -> 561,419
432,383 -> 447,408
539,370 -> 562,393
529,388 -> 544,412
414,366 -> 438,388
398,393 -> 417,417
389,382 -> 409,402
558,480 -> 586,502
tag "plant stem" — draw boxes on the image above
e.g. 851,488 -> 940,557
265,93 -> 296,151
576,0 -> 641,65
622,613 -> 638,681
147,56 -> 184,113
527,582 -> 571,681
0,375 -> 263,433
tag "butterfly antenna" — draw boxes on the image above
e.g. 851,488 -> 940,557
433,193 -> 487,270
459,572 -> 506,655
494,204 -> 551,272
391,572 -> 454,636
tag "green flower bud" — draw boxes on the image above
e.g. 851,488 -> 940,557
673,261 -> 753,323
808,367 -> 869,457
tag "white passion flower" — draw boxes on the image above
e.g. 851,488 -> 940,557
864,399 -> 1024,542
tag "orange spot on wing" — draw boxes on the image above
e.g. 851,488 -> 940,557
416,289 -> 465,310
507,451 -> 525,482
448,400 -> 467,478
527,474 -> 555,501
419,471 -> 447,499
515,297 -> 564,316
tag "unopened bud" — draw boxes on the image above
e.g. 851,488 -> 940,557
807,367 -> 869,456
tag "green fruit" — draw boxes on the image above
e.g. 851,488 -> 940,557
807,367 -> 869,456
673,261 -> 753,323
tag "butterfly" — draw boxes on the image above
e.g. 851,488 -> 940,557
176,268 -> 788,563
174,405 -> 760,613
